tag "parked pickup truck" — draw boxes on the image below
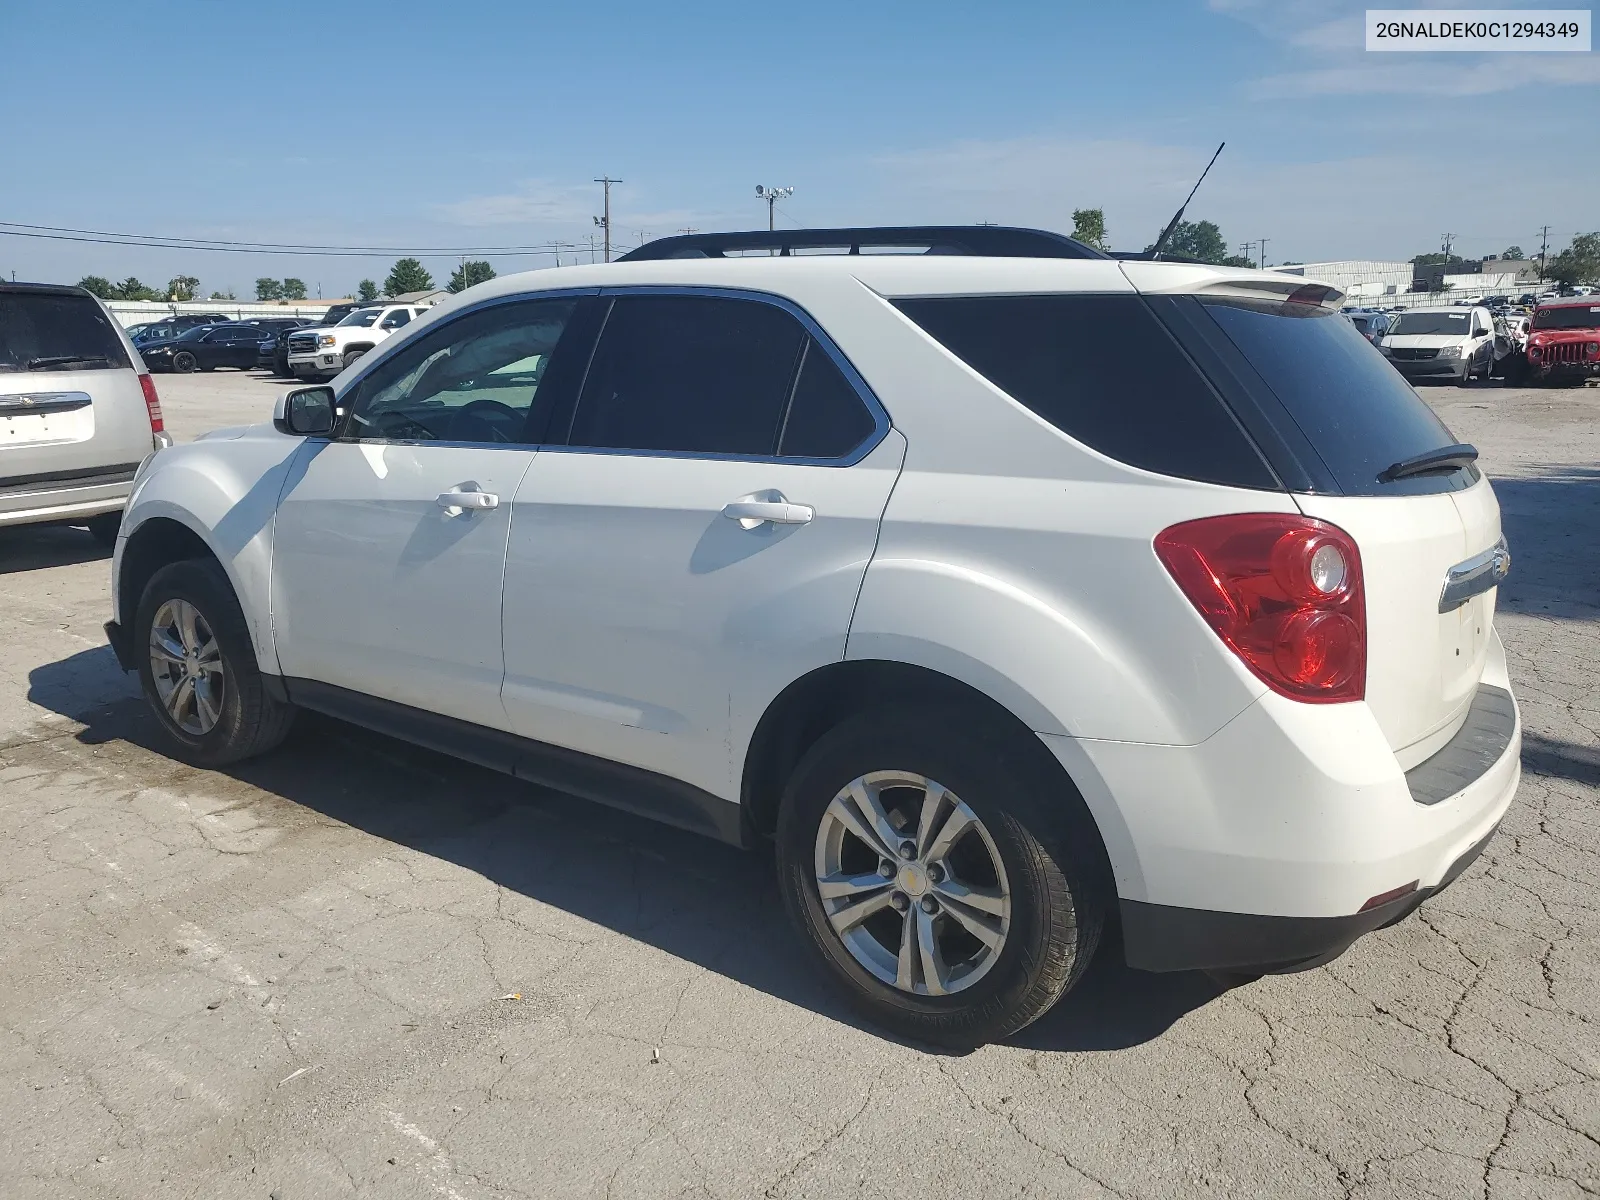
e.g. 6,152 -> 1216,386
285,304 -> 426,381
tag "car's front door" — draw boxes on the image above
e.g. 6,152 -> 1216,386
271,295 -> 584,729
501,290 -> 904,802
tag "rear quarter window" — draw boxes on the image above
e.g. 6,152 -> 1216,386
892,293 -> 1277,489
0,290 -> 132,373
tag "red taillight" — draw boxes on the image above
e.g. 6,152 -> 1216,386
1155,513 -> 1366,703
138,373 -> 164,434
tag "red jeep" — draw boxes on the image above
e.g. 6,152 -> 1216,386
1526,298 -> 1600,383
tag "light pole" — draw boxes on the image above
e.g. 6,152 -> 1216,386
755,184 -> 794,232
593,175 -> 622,262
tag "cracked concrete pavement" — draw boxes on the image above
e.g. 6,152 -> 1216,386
1,370 -> 1597,1199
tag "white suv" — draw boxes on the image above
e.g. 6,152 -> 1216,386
105,228 -> 1520,1046
285,303 -> 426,380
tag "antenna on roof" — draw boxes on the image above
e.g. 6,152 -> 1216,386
1150,142 -> 1225,261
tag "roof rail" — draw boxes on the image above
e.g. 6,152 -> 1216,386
617,226 -> 1109,262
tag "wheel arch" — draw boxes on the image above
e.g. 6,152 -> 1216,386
740,659 -> 1126,896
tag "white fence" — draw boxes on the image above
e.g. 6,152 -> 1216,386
105,300 -> 340,328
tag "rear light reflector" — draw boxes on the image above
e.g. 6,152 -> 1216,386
139,373 -> 165,434
1155,513 -> 1366,703
1359,881 -> 1419,912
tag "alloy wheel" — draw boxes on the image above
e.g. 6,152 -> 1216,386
813,770 -> 1011,996
148,598 -> 226,735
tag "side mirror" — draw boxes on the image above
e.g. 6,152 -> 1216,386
273,386 -> 336,437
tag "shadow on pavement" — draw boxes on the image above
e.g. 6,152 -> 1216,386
1491,465 -> 1600,621
30,649 -> 1218,1053
1521,730 -> 1600,787
0,524 -> 111,575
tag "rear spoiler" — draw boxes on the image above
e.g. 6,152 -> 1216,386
1120,262 -> 1346,311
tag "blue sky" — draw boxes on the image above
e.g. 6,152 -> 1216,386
2,0 -> 1594,297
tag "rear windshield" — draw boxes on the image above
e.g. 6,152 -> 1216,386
893,293 -> 1275,489
0,290 -> 132,373
1389,311 -> 1472,336
1198,299 -> 1466,495
1532,306 -> 1600,331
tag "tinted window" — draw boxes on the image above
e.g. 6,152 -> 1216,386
1200,299 -> 1465,495
568,295 -> 804,456
778,341 -> 876,458
380,309 -> 412,330
345,298 -> 576,445
894,294 -> 1274,488
1390,311 -> 1471,336
0,291 -> 133,373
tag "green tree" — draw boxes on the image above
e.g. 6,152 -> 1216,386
1500,245 -> 1524,260
281,277 -> 308,300
77,275 -> 115,298
384,258 -> 433,296
447,260 -> 496,293
166,275 -> 200,301
1548,232 -> 1600,286
113,277 -> 160,301
1410,252 -> 1464,267
1069,209 -> 1107,251
357,279 -> 379,302
1145,219 -> 1233,264
255,277 -> 284,301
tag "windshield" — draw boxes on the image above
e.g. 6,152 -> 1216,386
1532,306 -> 1600,331
0,290 -> 133,373
337,308 -> 384,328
1389,311 -> 1473,336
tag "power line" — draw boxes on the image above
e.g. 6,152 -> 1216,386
0,219 -> 566,256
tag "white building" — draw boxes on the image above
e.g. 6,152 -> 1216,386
1277,260 -> 1413,301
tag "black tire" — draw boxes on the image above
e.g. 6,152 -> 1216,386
86,511 -> 121,547
342,349 -> 365,372
1456,358 -> 1473,387
775,706 -> 1107,1048
172,350 -> 197,373
134,559 -> 295,767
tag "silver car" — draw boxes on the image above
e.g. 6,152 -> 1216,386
1,283 -> 171,543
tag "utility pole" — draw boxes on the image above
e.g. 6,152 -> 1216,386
1441,232 -> 1456,260
593,176 -> 622,262
1257,237 -> 1270,269
678,227 -> 698,236
1538,224 -> 1551,282
1239,241 -> 1256,267
755,184 -> 794,232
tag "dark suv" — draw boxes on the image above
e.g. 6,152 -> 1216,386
263,303 -> 365,376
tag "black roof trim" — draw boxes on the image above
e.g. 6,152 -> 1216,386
0,281 -> 94,298
618,226 -> 1109,262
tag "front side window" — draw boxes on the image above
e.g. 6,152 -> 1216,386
567,294 -> 805,456
380,308 -> 412,330
343,298 -> 576,445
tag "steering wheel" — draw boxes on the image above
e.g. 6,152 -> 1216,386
453,398 -> 524,443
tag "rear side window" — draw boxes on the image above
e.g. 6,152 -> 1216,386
0,290 -> 132,373
1199,299 -> 1465,495
894,294 -> 1275,488
777,341 -> 878,458
569,295 -> 804,456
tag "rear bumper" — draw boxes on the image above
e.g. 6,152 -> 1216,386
1120,821 -> 1499,973
1040,628 -> 1522,972
0,466 -> 138,527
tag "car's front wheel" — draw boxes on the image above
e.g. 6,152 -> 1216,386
342,349 -> 366,372
776,707 -> 1106,1047
134,559 -> 295,766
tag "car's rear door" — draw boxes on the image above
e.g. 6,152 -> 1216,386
271,294 -> 586,729
500,290 -> 902,802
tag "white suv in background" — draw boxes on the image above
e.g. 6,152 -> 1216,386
1,282 -> 170,542
105,228 -> 1519,1046
285,303 -> 426,380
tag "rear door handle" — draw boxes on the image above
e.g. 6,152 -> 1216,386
437,489 -> 499,512
721,499 -> 814,529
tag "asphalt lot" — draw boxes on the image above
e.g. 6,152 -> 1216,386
2,368 -> 1598,1199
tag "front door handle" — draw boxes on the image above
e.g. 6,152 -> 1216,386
722,499 -> 814,529
436,489 -> 499,512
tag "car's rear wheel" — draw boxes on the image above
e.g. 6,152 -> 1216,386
172,350 -> 197,373
776,707 -> 1106,1047
134,559 -> 295,766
